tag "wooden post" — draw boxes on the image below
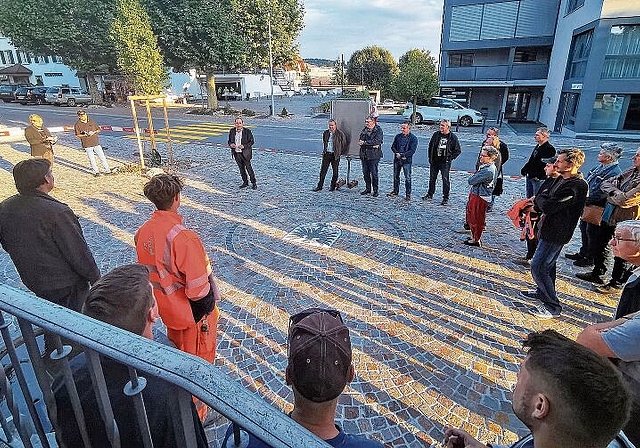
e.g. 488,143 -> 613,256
162,97 -> 174,168
130,97 -> 146,170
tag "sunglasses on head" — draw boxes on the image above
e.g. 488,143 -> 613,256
289,308 -> 343,332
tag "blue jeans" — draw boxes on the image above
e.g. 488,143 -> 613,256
392,159 -> 412,195
526,176 -> 543,198
361,158 -> 380,193
531,239 -> 564,314
427,160 -> 451,199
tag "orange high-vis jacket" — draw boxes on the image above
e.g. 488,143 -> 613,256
135,210 -> 212,330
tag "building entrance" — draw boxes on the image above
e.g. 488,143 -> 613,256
505,92 -> 531,121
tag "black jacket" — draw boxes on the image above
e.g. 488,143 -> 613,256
427,131 -> 461,164
521,141 -> 555,179
228,127 -> 255,161
0,191 -> 100,295
534,174 -> 588,244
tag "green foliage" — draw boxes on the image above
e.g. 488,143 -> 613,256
242,108 -> 256,116
346,46 -> 398,92
393,49 -> 438,104
0,0 -> 117,73
331,59 -> 347,86
304,58 -> 334,67
110,0 -> 166,95
230,0 -> 304,69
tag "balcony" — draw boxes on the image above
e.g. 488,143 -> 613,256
444,63 -> 549,82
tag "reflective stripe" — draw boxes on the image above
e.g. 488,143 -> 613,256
185,272 -> 209,290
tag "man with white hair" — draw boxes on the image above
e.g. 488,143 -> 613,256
577,219 -> 640,447
521,127 -> 555,198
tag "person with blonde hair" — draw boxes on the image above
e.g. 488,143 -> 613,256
24,114 -> 57,166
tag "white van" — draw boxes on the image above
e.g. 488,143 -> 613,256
402,97 -> 484,126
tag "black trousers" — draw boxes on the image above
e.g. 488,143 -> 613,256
234,152 -> 256,185
317,152 -> 339,189
427,160 -> 451,200
588,222 -> 614,276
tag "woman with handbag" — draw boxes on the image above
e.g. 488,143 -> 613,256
584,148 -> 640,292
571,144 -> 623,281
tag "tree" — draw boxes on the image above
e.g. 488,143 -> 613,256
301,68 -> 311,87
331,58 -> 346,87
393,49 -> 439,124
143,0 -> 246,109
0,0 -> 118,101
231,0 -> 305,69
110,0 -> 166,95
346,46 -> 398,93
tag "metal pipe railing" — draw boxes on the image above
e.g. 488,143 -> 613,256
0,284 -> 329,447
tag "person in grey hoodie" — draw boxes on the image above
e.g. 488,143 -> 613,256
463,146 -> 498,247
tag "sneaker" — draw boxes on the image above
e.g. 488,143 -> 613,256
93,172 -> 102,177
455,228 -> 472,234
372,191 -> 379,197
251,183 -> 257,190
405,194 -> 411,201
239,183 -> 249,189
462,239 -> 481,247
440,199 -> 449,206
421,194 -> 433,200
528,304 -> 561,319
575,271 -> 605,284
361,190 -> 371,195
514,257 -> 532,267
564,252 -> 583,261
520,290 -> 539,300
387,192 -> 398,197
312,186 -> 322,192
594,283 -> 623,294
573,257 -> 594,267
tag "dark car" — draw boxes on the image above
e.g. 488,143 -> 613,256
0,84 -> 31,103
15,86 -> 49,105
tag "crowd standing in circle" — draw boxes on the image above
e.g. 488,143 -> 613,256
3,110 -> 640,447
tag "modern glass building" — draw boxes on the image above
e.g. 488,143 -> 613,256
439,0 -> 640,135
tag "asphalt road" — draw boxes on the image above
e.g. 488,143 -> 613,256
0,101 -> 628,176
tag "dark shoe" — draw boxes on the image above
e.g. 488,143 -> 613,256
440,199 -> 449,206
251,183 -> 257,190
528,304 -> 561,319
514,257 -> 532,267
520,290 -> 539,300
93,172 -> 102,177
573,257 -> 594,267
565,252 -> 583,261
421,194 -> 433,200
361,190 -> 371,195
463,239 -> 481,247
387,192 -> 398,197
455,227 -> 472,234
329,186 -> 335,191
312,186 -> 322,192
575,271 -> 605,284
405,194 -> 411,201
372,191 -> 379,197
239,183 -> 249,189
595,283 -> 623,294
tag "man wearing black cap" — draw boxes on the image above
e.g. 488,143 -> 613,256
223,308 -> 383,447
74,109 -> 111,177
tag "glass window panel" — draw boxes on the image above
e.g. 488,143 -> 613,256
589,94 -> 625,130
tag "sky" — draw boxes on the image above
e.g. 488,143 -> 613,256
297,0 -> 444,62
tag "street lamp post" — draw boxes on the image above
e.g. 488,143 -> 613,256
267,1 -> 275,116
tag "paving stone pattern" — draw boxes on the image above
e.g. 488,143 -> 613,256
0,132 -> 622,447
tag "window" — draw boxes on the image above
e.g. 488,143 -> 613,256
566,0 -> 585,14
566,30 -> 593,79
4,51 -> 15,64
601,25 -> 640,79
590,94 -> 625,130
565,93 -> 580,126
449,53 -> 474,67
15,52 -> 22,64
39,55 -> 49,64
53,55 -> 63,64
514,49 -> 537,63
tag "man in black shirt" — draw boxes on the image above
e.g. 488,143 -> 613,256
423,120 -> 461,206
521,127 -> 556,198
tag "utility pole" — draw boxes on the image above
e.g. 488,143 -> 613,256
267,0 -> 275,116
341,54 -> 344,95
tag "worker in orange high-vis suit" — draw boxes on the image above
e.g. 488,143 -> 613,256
135,174 -> 221,421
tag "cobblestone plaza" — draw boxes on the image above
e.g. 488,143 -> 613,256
0,131 -> 622,447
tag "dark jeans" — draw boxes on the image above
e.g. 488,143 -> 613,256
525,176 -> 544,198
576,220 -> 589,258
392,159 -> 412,195
233,152 -> 256,185
317,152 -> 339,189
531,239 -> 564,314
427,160 -> 451,199
361,158 -> 380,193
526,236 -> 538,260
588,222 -> 615,276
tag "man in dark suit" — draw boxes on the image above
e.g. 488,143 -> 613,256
228,117 -> 257,189
313,119 -> 347,192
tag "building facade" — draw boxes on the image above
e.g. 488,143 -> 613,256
541,0 -> 640,134
440,0 -> 640,135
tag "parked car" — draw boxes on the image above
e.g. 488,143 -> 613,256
379,99 -> 405,109
45,86 -> 92,106
15,86 -> 49,105
402,97 -> 484,126
0,84 -> 32,103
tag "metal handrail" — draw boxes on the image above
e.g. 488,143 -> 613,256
0,284 -> 329,447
